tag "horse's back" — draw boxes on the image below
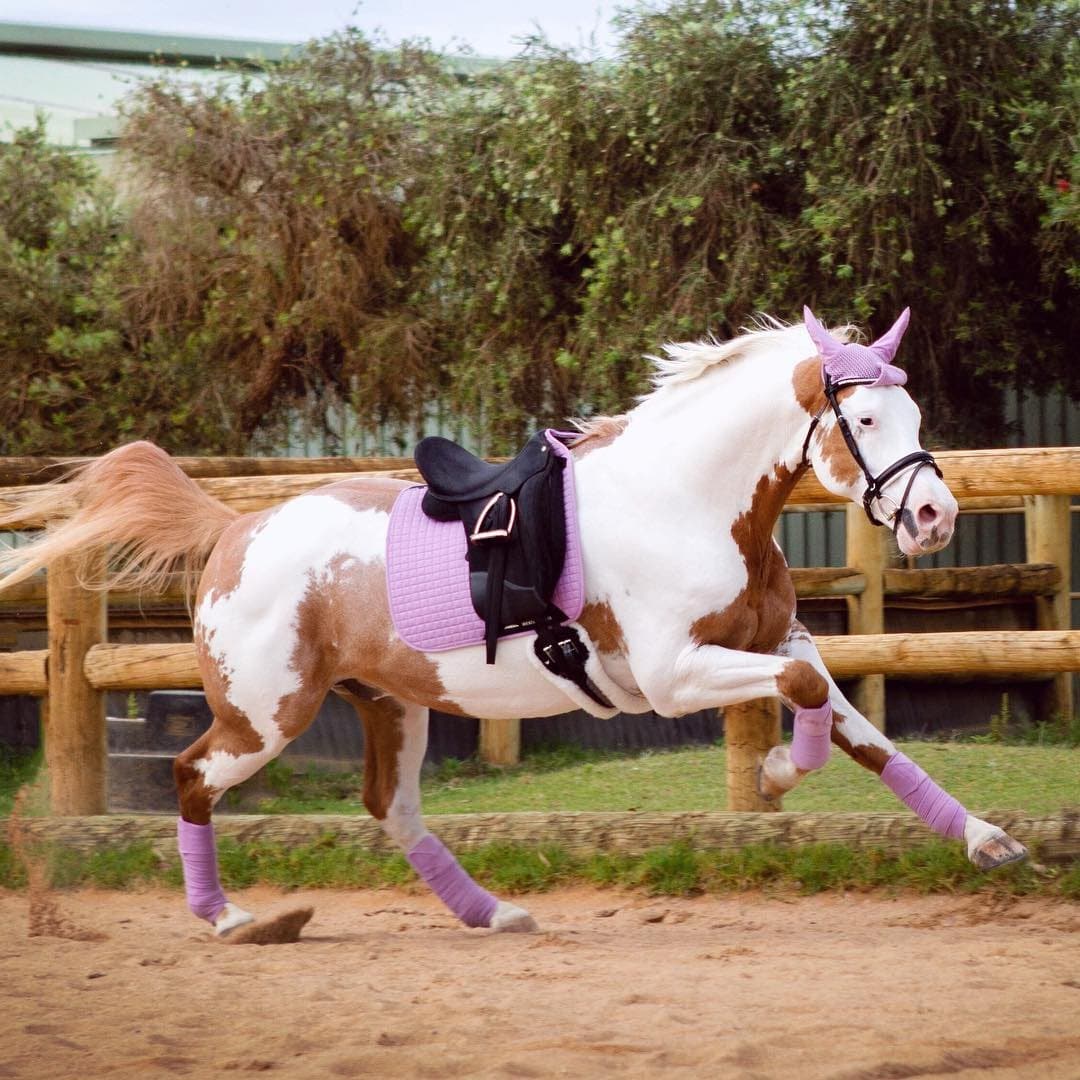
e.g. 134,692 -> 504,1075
195,475 -> 408,656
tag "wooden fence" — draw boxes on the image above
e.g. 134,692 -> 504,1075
0,447 -> 1077,817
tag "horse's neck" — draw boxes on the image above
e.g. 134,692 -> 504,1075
582,358 -> 808,524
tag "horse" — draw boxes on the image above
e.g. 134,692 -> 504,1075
0,307 -> 1028,938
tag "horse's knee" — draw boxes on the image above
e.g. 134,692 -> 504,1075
775,659 -> 829,709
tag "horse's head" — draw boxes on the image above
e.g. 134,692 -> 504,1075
801,306 -> 957,556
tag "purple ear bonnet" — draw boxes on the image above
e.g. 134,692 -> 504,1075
803,306 -> 910,388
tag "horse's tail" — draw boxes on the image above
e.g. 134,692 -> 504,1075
0,441 -> 240,594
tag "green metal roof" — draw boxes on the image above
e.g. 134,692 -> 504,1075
0,21 -> 295,68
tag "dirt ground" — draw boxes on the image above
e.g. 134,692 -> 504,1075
1,885 -> 1079,1080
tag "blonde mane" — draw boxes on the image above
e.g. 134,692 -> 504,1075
647,316 -> 859,389
573,316 -> 859,441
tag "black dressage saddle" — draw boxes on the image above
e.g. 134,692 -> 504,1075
414,431 -> 613,709
416,432 -> 568,664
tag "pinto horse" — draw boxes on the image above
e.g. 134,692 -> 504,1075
0,308 -> 1027,938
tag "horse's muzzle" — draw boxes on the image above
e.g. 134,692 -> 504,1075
895,496 -> 957,556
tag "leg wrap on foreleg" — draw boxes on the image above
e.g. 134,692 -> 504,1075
407,834 -> 498,928
881,752 -> 966,839
177,818 -> 228,923
790,701 -> 833,771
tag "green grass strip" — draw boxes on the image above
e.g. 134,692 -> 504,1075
2,836 -> 1077,900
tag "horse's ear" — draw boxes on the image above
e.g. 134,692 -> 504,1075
870,307 -> 911,363
803,306 -> 841,359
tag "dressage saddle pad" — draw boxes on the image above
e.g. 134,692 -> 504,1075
385,431 -> 585,653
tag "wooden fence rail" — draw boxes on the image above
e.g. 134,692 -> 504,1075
0,446 -> 1076,817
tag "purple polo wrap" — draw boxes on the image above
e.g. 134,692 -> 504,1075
790,700 -> 833,771
804,306 -> 911,388
177,818 -> 228,922
881,752 -> 967,839
407,834 -> 498,928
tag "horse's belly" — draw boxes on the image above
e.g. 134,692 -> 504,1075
431,637 -> 585,720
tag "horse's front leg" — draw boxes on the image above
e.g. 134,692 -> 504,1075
342,689 -> 538,933
765,620 -> 1028,871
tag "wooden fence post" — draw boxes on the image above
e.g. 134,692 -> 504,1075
45,554 -> 107,815
479,718 -> 520,767
845,505 -> 887,730
725,699 -> 782,811
1024,494 -> 1073,722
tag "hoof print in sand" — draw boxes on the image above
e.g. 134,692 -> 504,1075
222,907 -> 314,946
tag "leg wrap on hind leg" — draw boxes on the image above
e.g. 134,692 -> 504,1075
790,701 -> 833,771
881,752 -> 966,839
407,834 -> 498,928
177,818 -> 228,922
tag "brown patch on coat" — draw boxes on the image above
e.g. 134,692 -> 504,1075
818,419 -> 862,488
775,660 -> 829,710
579,600 -> 627,655
830,727 -> 889,775
336,693 -> 405,821
791,359 -> 862,488
288,485 -> 465,714
196,509 -> 274,606
792,355 -> 826,415
691,466 -> 800,655
570,416 -> 628,459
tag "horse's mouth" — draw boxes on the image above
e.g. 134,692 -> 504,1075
897,526 -> 952,557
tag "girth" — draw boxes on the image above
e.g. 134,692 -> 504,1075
414,431 -> 612,710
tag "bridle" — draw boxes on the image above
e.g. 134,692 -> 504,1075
800,372 -> 942,534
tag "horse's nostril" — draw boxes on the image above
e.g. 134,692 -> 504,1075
917,504 -> 939,527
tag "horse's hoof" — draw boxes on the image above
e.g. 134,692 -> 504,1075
757,746 -> 797,800
213,901 -> 255,937
221,906 -> 314,945
756,764 -> 782,802
970,831 -> 1028,872
490,901 -> 538,933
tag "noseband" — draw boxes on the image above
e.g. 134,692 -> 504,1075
801,374 -> 943,533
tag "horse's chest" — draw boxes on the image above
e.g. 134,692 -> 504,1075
691,549 -> 795,654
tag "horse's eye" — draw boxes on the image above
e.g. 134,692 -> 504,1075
858,416 -> 875,428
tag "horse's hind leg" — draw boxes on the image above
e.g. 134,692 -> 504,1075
173,688 -> 324,937
763,621 -> 1028,870
340,686 -> 537,932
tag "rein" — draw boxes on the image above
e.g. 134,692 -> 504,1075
801,373 -> 942,534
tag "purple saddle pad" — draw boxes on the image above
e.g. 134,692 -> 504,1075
386,431 -> 585,653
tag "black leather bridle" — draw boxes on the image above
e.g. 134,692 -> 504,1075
801,373 -> 943,534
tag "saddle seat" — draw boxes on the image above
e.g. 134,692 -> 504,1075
414,435 -> 553,505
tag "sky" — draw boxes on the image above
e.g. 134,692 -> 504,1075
3,1 -> 623,59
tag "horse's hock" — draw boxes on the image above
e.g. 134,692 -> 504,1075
0,446 -> 1077,817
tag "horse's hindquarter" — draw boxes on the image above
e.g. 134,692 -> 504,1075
194,478 -> 411,720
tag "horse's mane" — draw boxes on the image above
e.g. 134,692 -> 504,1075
646,315 -> 859,389
573,316 -> 859,441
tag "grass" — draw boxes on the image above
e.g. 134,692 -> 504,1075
2,834 -> 1078,900
1,735 -> 1075,899
247,739 -> 1080,817
0,748 -> 40,817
